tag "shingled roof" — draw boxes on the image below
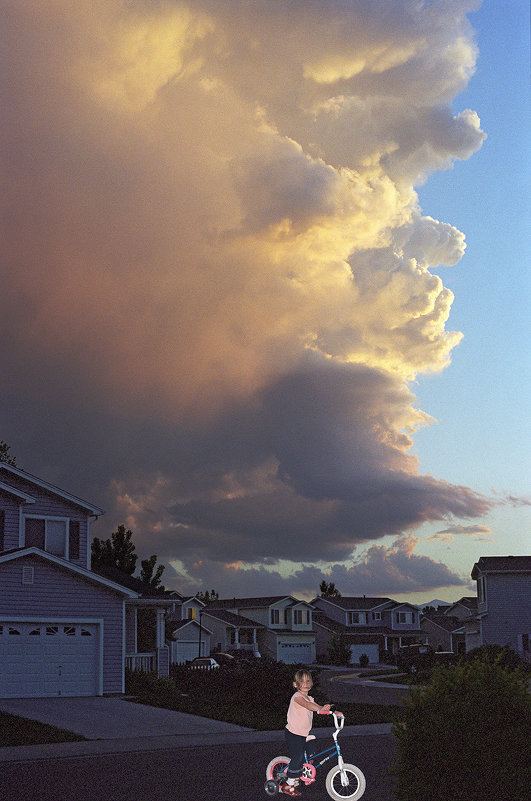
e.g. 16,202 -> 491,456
471,555 -> 531,578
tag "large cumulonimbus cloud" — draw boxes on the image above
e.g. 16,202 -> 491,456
1,1 -> 490,595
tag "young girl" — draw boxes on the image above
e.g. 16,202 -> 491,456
280,668 -> 331,797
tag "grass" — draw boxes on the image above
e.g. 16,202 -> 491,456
126,662 -> 406,730
0,711 -> 86,747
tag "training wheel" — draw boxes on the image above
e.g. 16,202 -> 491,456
264,779 -> 279,796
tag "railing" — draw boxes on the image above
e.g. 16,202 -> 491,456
125,652 -> 156,673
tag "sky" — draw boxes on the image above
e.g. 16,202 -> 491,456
2,0 -> 529,605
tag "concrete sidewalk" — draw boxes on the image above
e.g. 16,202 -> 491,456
0,696 -> 392,763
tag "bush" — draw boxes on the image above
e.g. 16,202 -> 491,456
460,644 -> 525,671
327,634 -> 351,666
392,660 -> 531,801
359,653 -> 369,668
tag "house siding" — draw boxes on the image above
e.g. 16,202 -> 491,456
480,572 -> 531,653
0,470 -> 91,567
312,598 -> 345,625
0,555 -> 125,694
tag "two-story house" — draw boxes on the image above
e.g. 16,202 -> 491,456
467,555 -> 531,660
0,463 -> 171,698
165,592 -> 213,664
312,595 -> 424,664
206,596 -> 315,664
420,596 -> 478,654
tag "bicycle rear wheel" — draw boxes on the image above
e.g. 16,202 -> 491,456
265,756 -> 289,782
325,763 -> 366,800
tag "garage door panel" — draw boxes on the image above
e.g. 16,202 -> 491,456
0,621 -> 99,698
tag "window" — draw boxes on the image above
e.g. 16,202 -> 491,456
46,626 -> 59,636
0,509 -> 4,551
270,609 -> 280,625
348,612 -> 367,625
64,626 -> 76,636
29,628 -> 41,636
395,611 -> 413,624
373,611 -> 382,621
477,575 -> 487,604
9,627 -> 21,635
294,610 -> 302,624
24,517 -> 68,557
187,607 -> 197,620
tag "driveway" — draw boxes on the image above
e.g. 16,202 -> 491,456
0,696 -> 249,740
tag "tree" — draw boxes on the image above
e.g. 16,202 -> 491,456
196,588 -> 219,604
327,633 -> 351,666
0,440 -> 17,466
392,660 -> 531,800
139,554 -> 165,591
319,580 -> 341,598
91,524 -> 138,574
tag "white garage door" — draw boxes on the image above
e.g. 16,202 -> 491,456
279,642 -> 313,664
0,622 -> 99,698
349,644 -> 380,665
171,641 -> 206,665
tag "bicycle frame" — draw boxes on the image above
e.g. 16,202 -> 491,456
279,711 -> 347,786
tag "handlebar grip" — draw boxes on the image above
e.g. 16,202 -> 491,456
317,709 -> 331,714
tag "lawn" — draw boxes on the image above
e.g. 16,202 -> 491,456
126,662 -> 406,730
0,711 -> 86,747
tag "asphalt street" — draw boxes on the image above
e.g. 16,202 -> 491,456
0,734 -> 397,801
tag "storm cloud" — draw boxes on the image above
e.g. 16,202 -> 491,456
2,1 -> 491,597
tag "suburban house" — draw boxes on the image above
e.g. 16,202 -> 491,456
165,593 -> 212,664
420,614 -> 463,653
466,555 -> 531,660
206,596 -> 316,664
0,463 -> 171,698
312,596 -> 424,663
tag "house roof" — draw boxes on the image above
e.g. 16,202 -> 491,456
0,463 -> 104,516
312,596 -> 393,611
93,564 -> 168,598
0,481 -> 36,503
0,547 -> 139,597
471,555 -> 531,579
421,614 -> 461,633
171,619 -> 213,635
207,595 -> 305,609
445,596 -> 477,612
202,608 -> 266,628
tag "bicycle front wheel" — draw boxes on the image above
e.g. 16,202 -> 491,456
265,756 -> 289,782
325,763 -> 366,800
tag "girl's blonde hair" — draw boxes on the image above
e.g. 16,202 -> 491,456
293,669 -> 313,688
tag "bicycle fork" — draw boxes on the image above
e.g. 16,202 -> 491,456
334,728 -> 350,787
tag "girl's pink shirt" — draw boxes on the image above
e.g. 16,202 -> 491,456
286,691 -> 315,736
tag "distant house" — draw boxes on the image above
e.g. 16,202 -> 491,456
467,555 -> 531,660
0,463 -> 171,698
207,596 -> 315,664
312,596 -> 424,663
420,615 -> 463,653
443,596 -> 478,621
165,593 -> 212,664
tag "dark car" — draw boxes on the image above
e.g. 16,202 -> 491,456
210,652 -> 236,667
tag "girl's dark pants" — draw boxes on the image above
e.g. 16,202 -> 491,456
285,729 -> 307,778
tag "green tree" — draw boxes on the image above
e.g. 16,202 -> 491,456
392,660 -> 531,800
319,580 -> 341,598
0,441 -> 17,466
196,589 -> 219,604
139,554 -> 165,591
327,633 -> 351,666
91,523 -> 138,574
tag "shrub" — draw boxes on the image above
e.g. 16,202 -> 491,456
359,653 -> 369,668
327,634 -> 351,666
460,643 -> 525,671
392,660 -> 531,801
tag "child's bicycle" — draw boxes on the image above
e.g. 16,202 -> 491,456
264,710 -> 366,800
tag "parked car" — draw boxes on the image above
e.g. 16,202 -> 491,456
397,643 -> 457,673
227,649 -> 262,662
210,652 -> 236,666
188,656 -> 220,670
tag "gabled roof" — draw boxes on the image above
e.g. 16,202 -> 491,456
93,564 -> 168,598
0,547 -> 138,597
0,481 -> 36,503
312,611 -> 394,636
207,595 -> 303,609
421,614 -> 461,633
0,463 -> 104,516
471,555 -> 531,578
171,619 -> 213,635
312,595 -> 394,611
445,597 -> 477,612
202,608 -> 266,628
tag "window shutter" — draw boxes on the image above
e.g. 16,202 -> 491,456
69,521 -> 80,559
25,518 -> 45,549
